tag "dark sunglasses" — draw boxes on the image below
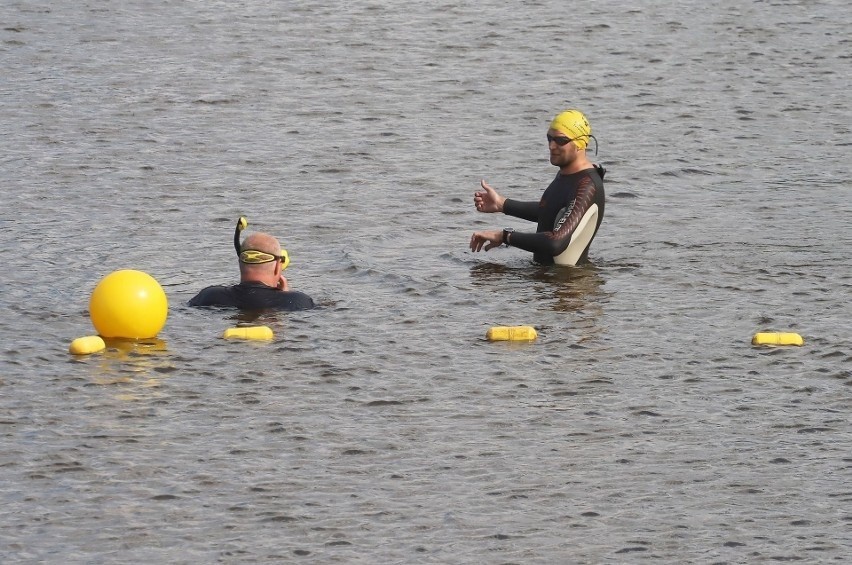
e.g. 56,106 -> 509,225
547,134 -> 573,147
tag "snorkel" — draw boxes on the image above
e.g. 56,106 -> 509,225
233,216 -> 290,271
234,216 -> 248,256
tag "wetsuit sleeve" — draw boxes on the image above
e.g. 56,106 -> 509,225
503,199 -> 540,222
508,177 -> 599,256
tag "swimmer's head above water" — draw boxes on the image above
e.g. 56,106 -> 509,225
549,109 -> 597,154
233,216 -> 290,271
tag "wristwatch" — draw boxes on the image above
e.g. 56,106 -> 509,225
502,227 -> 514,246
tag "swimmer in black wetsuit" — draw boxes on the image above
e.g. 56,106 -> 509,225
470,109 -> 606,266
189,231 -> 314,311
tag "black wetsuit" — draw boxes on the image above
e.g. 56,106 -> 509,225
503,165 -> 605,265
189,281 -> 315,311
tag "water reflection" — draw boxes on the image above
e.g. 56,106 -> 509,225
530,265 -> 607,314
228,309 -> 283,326
469,262 -> 607,312
86,338 -> 174,394
469,262 -> 608,344
185,304 -> 288,327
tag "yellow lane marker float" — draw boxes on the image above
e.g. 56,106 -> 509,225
223,326 -> 274,341
486,326 -> 538,342
751,332 -> 804,346
69,335 -> 107,355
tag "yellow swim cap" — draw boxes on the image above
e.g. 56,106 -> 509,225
549,109 -> 592,150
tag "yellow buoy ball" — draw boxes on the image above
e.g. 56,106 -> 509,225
89,270 -> 168,339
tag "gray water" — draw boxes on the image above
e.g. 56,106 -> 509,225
2,1 -> 851,563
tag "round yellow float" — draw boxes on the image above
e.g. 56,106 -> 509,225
89,270 -> 168,339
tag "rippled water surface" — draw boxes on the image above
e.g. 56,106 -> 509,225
2,1 -> 851,563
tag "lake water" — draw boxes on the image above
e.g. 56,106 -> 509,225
2,1 -> 851,563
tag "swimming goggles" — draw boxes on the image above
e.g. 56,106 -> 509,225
239,249 -> 289,266
547,134 -> 574,146
546,133 -> 599,155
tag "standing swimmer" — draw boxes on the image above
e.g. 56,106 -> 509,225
189,218 -> 314,311
469,109 -> 606,266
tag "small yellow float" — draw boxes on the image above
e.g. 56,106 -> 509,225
223,326 -> 274,341
486,326 -> 538,342
751,332 -> 804,346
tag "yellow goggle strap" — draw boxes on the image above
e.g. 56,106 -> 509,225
239,249 -> 290,271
